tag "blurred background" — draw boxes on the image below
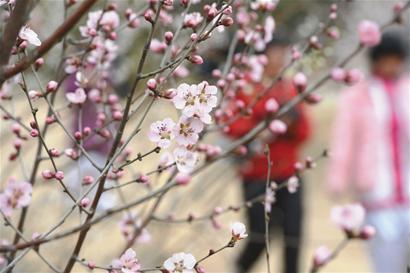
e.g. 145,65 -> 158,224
0,0 -> 409,272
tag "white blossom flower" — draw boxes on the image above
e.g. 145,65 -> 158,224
66,88 -> 87,104
173,147 -> 198,173
119,213 -> 151,244
172,83 -> 199,117
80,10 -> 120,37
148,118 -> 176,148
331,203 -> 365,232
184,12 -> 203,29
0,180 -> 32,217
313,245 -> 332,267
19,26 -> 41,46
264,187 -> 275,213
230,222 -> 248,240
112,248 -> 141,273
163,252 -> 196,273
174,116 -> 203,146
250,0 -> 278,11
195,81 -> 218,114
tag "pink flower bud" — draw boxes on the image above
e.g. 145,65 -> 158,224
359,225 -> 376,240
28,90 -> 41,100
112,111 -> 123,121
188,54 -> 203,64
144,9 -> 154,23
107,94 -> 118,105
30,121 -> 38,129
331,67 -> 346,82
30,129 -> 39,137
80,197 -> 90,208
176,172 -> 191,185
55,171 -> 64,180
394,2 -> 404,13
49,148 -> 60,157
269,119 -> 287,134
83,127 -> 91,136
291,47 -> 301,61
138,175 -> 149,184
146,78 -> 157,90
19,41 -> 28,50
190,33 -> 198,41
46,81 -> 58,93
235,145 -> 248,156
13,139 -> 23,149
34,58 -> 44,70
164,31 -> 173,44
11,123 -> 21,134
74,131 -> 82,140
164,88 -> 176,99
87,261 -> 96,270
265,98 -> 279,113
221,17 -> 234,27
313,245 -> 331,268
293,72 -> 308,92
45,116 -> 56,124
345,68 -> 363,85
212,69 -> 222,78
83,175 -> 94,185
42,170 -> 54,179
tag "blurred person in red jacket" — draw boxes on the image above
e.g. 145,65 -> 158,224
225,39 -> 310,273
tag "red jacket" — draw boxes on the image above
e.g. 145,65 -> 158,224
226,80 -> 310,181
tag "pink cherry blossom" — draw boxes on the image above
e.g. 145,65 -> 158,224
163,252 -> 196,273
66,88 -> 87,104
119,213 -> 151,244
148,118 -> 175,148
331,203 -> 365,232
112,248 -> 141,273
19,26 -> 41,46
358,20 -> 381,47
173,146 -> 198,173
230,222 -> 248,241
174,116 -> 203,146
0,180 -> 32,217
313,245 -> 332,267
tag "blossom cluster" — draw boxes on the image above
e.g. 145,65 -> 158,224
148,81 -> 219,174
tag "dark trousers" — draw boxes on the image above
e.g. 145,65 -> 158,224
237,180 -> 303,273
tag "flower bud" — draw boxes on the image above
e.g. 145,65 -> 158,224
46,81 -> 58,93
293,72 -> 308,92
55,171 -> 64,180
269,120 -> 287,134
